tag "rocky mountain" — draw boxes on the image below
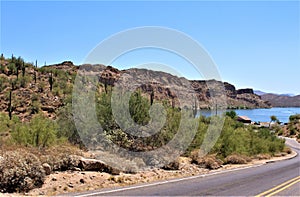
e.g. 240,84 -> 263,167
260,94 -> 300,107
79,64 -> 271,110
0,58 -> 271,121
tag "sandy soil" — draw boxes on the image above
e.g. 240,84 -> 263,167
28,150 -> 297,196
0,150 -> 296,197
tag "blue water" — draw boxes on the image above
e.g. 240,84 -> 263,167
198,107 -> 300,123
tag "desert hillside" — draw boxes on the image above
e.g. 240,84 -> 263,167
0,56 -> 271,122
261,93 -> 300,107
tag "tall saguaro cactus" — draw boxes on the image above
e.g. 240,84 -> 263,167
22,61 -> 26,77
8,90 -> 13,120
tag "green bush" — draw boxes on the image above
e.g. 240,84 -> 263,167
0,150 -> 45,193
289,114 -> 300,122
187,115 -> 285,159
11,114 -> 61,147
129,90 -> 150,126
226,110 -> 237,119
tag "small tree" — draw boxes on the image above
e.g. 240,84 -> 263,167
11,114 -> 59,147
226,110 -> 237,120
270,115 -> 278,128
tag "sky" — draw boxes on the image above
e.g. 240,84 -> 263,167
1,1 -> 299,95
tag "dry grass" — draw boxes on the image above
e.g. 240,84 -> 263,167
190,151 -> 223,170
224,154 -> 251,164
254,153 -> 271,160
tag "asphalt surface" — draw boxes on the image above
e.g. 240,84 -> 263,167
69,138 -> 300,196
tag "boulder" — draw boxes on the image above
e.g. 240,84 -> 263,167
162,158 -> 180,170
42,163 -> 52,175
79,158 -> 121,175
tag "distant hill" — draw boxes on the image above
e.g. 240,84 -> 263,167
254,90 -> 267,96
260,94 -> 300,107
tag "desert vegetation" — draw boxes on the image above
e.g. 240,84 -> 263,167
280,114 -> 300,142
0,55 -> 289,194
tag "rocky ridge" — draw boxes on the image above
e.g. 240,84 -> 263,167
260,93 -> 300,107
0,60 -> 271,121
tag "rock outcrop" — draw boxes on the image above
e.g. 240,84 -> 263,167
0,60 -> 271,123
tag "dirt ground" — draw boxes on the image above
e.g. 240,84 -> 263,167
0,150 -> 296,197
24,150 -> 297,196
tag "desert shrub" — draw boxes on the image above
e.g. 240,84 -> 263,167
224,154 -> 251,164
254,154 -> 272,160
283,147 -> 292,154
129,90 -> 151,126
162,157 -> 180,170
289,128 -> 297,136
11,114 -> 61,147
30,101 -> 40,114
226,110 -> 237,119
0,77 -> 6,92
0,150 -> 45,193
289,114 -> 300,122
191,152 -> 223,170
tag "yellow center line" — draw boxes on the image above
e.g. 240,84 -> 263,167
255,176 -> 300,197
266,179 -> 300,197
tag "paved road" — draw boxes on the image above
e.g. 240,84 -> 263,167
70,138 -> 300,196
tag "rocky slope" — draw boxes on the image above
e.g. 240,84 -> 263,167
0,59 -> 271,121
99,66 -> 271,109
260,94 -> 300,107
0,60 -> 78,121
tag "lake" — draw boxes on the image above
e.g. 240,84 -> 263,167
198,107 -> 300,123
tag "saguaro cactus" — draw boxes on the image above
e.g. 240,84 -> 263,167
150,90 -> 154,105
8,90 -> 12,120
22,62 -> 26,77
16,67 -> 19,79
33,71 -> 37,83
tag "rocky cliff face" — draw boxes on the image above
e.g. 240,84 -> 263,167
94,65 -> 271,109
0,60 -> 271,122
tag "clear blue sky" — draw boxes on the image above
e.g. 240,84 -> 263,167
1,1 -> 299,94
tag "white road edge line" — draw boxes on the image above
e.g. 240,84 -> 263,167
73,164 -> 263,197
